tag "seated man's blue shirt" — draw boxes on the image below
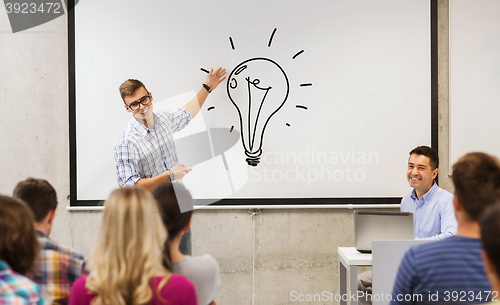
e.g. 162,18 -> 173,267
400,182 -> 457,240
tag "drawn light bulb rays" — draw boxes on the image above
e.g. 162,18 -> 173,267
202,28 -> 311,167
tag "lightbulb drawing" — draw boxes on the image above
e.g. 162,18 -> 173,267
227,58 -> 289,166
202,28 -> 312,167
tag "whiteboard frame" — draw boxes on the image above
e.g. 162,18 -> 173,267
68,0 -> 438,207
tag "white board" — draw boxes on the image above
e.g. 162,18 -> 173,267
73,0 -> 432,203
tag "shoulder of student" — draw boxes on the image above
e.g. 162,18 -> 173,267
408,235 -> 463,261
38,237 -> 87,269
176,254 -> 220,278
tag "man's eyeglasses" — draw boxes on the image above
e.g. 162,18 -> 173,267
126,93 -> 152,111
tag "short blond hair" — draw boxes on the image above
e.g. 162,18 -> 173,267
119,79 -> 148,101
86,187 -> 168,305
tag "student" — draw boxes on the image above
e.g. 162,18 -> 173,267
480,204 -> 500,300
358,146 -> 457,301
390,152 -> 500,305
114,68 -> 227,191
152,182 -> 220,305
13,178 -> 86,305
0,194 -> 46,304
69,186 -> 197,305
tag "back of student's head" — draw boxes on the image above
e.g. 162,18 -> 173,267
87,186 -> 167,305
0,194 -> 39,275
13,177 -> 57,222
452,152 -> 500,221
152,182 -> 193,239
409,146 -> 439,170
480,204 -> 500,281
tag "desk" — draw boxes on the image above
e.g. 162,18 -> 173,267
338,247 -> 372,305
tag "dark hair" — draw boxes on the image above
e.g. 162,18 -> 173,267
0,194 -> 39,275
119,79 -> 148,101
13,178 -> 58,222
409,146 -> 439,170
452,152 -> 500,221
152,182 -> 193,269
480,204 -> 500,278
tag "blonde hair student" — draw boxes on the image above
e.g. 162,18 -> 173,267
69,186 -> 197,305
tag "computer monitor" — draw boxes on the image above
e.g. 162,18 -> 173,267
354,211 -> 414,253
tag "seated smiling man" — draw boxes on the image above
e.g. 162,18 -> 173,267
401,145 -> 457,239
358,146 -> 457,304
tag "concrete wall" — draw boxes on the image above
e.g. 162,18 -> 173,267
0,1 -> 451,304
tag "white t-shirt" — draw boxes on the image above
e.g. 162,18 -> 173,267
173,254 -> 220,305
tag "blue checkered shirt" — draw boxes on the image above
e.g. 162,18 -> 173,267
114,108 -> 192,187
0,260 -> 46,305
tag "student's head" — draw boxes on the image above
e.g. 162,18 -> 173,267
480,204 -> 500,290
87,186 -> 167,305
119,79 -> 148,101
452,152 -> 500,221
13,178 -> 58,234
119,79 -> 154,122
152,182 -> 193,239
0,194 -> 39,275
407,146 -> 439,195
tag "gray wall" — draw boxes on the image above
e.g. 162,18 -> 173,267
0,1 -> 452,304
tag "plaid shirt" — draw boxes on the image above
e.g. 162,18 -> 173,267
0,260 -> 45,305
27,231 -> 87,305
114,108 -> 192,187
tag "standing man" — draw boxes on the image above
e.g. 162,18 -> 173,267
358,146 -> 457,303
114,68 -> 226,255
114,68 -> 226,190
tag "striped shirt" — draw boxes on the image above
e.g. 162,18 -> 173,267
114,108 -> 192,187
27,231 -> 87,305
390,236 -> 491,305
0,260 -> 45,305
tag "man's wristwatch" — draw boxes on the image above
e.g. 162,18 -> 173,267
203,83 -> 212,93
168,169 -> 175,181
